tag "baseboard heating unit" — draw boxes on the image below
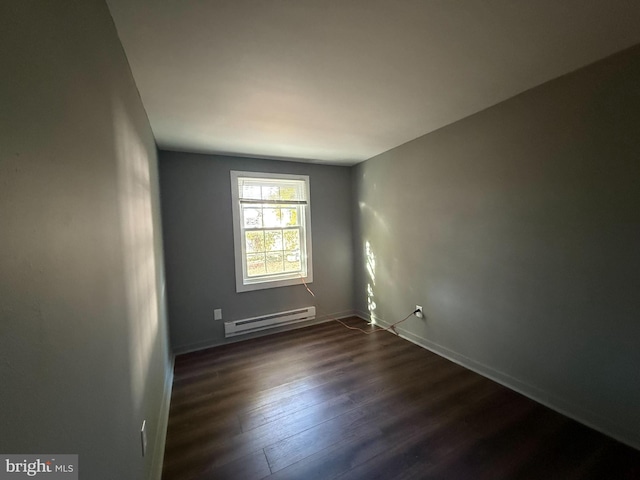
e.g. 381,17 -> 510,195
224,306 -> 316,338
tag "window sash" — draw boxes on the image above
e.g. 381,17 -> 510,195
240,199 -> 307,205
241,207 -> 306,279
231,171 -> 312,292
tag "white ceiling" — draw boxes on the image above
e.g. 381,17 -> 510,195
106,0 -> 640,165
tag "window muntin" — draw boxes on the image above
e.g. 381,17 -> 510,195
231,171 -> 312,292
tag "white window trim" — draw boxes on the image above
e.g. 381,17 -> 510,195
230,170 -> 313,293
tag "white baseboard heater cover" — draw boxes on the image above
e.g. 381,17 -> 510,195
224,306 -> 316,338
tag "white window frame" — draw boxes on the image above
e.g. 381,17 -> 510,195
230,170 -> 313,292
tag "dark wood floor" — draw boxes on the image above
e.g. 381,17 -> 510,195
162,318 -> 639,479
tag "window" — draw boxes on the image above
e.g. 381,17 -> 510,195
230,171 -> 313,292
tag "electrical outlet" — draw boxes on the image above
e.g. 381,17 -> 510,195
415,305 -> 424,319
140,420 -> 147,457
214,309 -> 222,320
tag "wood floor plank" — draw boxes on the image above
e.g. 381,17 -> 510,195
200,449 -> 271,480
263,422 -> 389,480
162,317 -> 640,480
263,367 -> 497,479
164,392 -> 358,473
263,401 -> 385,473
238,341 -> 431,432
170,330 -> 384,412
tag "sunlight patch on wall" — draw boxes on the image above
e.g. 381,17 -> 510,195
113,98 -> 160,412
359,201 -> 390,234
365,241 -> 377,324
365,240 -> 376,285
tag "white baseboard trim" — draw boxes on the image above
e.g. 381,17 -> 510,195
356,311 -> 639,451
173,310 -> 358,355
149,353 -> 175,480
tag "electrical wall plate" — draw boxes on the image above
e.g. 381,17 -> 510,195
415,305 -> 424,318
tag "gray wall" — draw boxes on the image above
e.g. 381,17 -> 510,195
0,1 -> 172,478
353,46 -> 640,449
159,152 -> 354,352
